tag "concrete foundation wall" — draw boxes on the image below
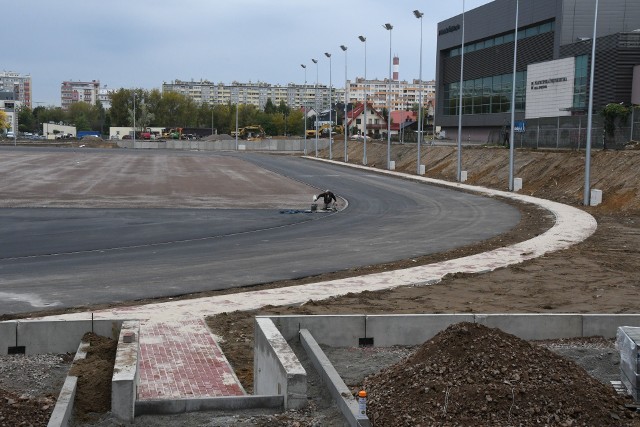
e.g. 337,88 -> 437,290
253,318 -> 306,409
47,341 -> 89,427
0,319 -> 125,355
117,138 -> 330,152
135,395 -> 283,416
300,329 -> 370,427
261,314 -> 640,349
266,315 -> 366,346
111,321 -> 140,422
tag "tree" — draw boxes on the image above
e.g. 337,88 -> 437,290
129,102 -> 155,131
67,102 -> 98,131
601,103 -> 630,149
109,89 -> 135,126
0,110 -> 9,132
264,98 -> 277,114
18,107 -> 35,133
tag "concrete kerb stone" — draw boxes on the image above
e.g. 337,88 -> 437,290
47,341 -> 89,427
112,320 -> 140,423
135,395 -> 283,416
300,329 -> 370,427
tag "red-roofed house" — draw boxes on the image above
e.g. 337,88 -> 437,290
346,102 -> 387,139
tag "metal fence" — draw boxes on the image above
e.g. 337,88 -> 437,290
487,113 -> 640,149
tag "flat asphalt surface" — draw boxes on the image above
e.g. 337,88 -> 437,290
0,148 -> 520,315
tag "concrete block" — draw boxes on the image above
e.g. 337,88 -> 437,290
17,320 -> 93,355
135,395 -> 283,416
513,177 -> 522,192
460,170 -> 467,182
367,314 -> 475,347
419,164 -> 425,175
300,329 -> 370,427
111,321 -> 140,423
0,321 -> 17,356
583,315 -> 640,338
590,189 -> 602,206
253,318 -> 306,410
389,160 -> 395,170
475,314 -> 583,340
48,341 -> 89,427
266,315 -> 366,346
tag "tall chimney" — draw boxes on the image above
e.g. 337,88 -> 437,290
393,56 -> 399,81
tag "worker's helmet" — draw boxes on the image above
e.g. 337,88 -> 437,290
325,189 -> 330,193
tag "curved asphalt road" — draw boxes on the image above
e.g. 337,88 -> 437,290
0,153 -> 520,315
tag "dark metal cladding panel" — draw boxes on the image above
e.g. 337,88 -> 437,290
560,0 -> 640,46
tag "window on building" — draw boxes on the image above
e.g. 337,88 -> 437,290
573,54 -> 588,110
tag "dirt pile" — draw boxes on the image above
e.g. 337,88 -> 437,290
330,141 -> 640,214
0,389 -> 56,427
363,322 -> 637,427
68,332 -> 117,421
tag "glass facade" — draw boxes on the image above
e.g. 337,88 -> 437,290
443,71 -> 526,116
573,54 -> 588,110
445,21 -> 554,58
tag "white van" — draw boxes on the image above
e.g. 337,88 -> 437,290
6,131 -> 14,138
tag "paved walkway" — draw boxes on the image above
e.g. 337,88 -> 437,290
137,318 -> 245,400
42,160 -> 598,401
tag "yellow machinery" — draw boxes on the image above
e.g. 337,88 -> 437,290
306,124 -> 344,138
231,125 -> 265,140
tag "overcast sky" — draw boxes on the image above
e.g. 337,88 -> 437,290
7,0 -> 492,107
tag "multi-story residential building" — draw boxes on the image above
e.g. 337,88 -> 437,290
163,67 -> 435,117
60,80 -> 100,110
0,71 -> 31,109
97,85 -> 114,109
348,77 -> 435,113
162,79 -> 344,112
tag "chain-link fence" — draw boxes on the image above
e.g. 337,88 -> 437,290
487,112 -> 640,149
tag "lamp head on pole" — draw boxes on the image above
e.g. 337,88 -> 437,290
413,10 -> 423,19
312,58 -> 318,64
358,35 -> 366,43
324,52 -> 331,58
340,45 -> 347,52
383,23 -> 393,31
301,64 -> 306,69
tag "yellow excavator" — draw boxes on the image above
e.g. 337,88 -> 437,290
231,125 -> 266,140
306,124 -> 344,138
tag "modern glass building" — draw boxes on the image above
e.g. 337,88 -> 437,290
435,0 -> 640,143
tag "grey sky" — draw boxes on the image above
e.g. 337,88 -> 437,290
7,0 -> 492,106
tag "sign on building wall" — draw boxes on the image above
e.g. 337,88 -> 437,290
632,65 -> 640,105
525,57 -> 575,119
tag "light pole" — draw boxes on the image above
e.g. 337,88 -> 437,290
508,0 -> 520,191
301,64 -> 308,155
132,91 -> 136,146
235,100 -> 239,151
312,58 -> 319,157
340,45 -> 348,162
584,0 -> 599,206
325,52 -> 333,160
384,23 -> 393,170
457,1 -> 466,182
358,35 -> 368,165
414,10 -> 424,175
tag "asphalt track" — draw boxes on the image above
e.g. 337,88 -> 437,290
0,151 -> 520,315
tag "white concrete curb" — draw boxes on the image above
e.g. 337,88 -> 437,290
43,159 -> 596,323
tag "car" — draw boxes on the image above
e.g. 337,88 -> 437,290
6,131 -> 15,138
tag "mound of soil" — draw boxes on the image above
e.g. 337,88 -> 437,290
68,332 -> 117,421
363,322 -> 637,426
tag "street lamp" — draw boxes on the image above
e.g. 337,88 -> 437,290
508,0 -> 520,191
301,64 -> 308,155
132,91 -> 136,146
584,0 -> 599,206
383,23 -> 393,170
358,35 -> 368,165
312,58 -> 319,157
325,52 -> 333,160
340,45 -> 348,162
414,10 -> 424,175
457,1 -> 466,182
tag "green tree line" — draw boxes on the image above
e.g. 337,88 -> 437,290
17,88 -> 317,137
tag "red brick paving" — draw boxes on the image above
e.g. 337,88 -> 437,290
137,318 -> 245,400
